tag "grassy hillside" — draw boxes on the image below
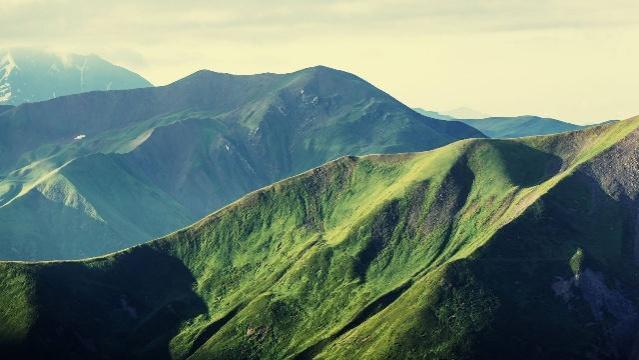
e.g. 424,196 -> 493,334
0,66 -> 483,260
1,117 -> 638,359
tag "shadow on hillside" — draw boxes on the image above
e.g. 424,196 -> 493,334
470,169 -> 639,358
21,246 -> 207,359
485,140 -> 563,187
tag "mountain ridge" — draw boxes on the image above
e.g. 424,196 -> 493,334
0,65 -> 484,260
460,115 -> 582,138
413,107 -> 584,138
1,116 -> 637,358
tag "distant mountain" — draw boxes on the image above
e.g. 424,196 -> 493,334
460,115 -> 582,138
2,117 -> 638,359
0,65 -> 483,260
413,107 -> 583,138
412,107 -> 455,120
0,105 -> 12,114
0,49 -> 152,105
444,106 -> 490,119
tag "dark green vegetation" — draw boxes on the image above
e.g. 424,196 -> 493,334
0,49 -> 152,105
1,117 -> 638,359
0,65 -> 483,260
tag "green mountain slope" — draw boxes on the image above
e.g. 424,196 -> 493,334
0,48 -> 152,105
1,117 -> 638,359
0,66 -> 484,260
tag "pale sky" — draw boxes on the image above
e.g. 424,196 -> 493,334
2,0 -> 639,124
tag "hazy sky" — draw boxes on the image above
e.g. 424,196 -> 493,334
2,0 -> 639,124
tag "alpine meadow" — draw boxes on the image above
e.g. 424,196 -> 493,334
1,1 -> 639,359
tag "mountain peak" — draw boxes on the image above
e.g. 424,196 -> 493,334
178,65 -> 350,83
295,65 -> 359,79
171,69 -> 238,84
0,53 -> 18,102
298,64 -> 341,73
0,48 -> 152,105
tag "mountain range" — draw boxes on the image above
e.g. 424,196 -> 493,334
444,106 -> 490,119
414,107 -> 491,120
459,115 -> 582,138
414,108 -> 583,138
2,116 -> 638,359
0,49 -> 152,105
0,66 -> 483,260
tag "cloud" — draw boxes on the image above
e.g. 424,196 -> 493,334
1,0 -> 638,123
3,0 -> 638,45
103,48 -> 149,69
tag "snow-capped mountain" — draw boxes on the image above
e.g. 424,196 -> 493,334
0,53 -> 18,102
0,49 -> 152,105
